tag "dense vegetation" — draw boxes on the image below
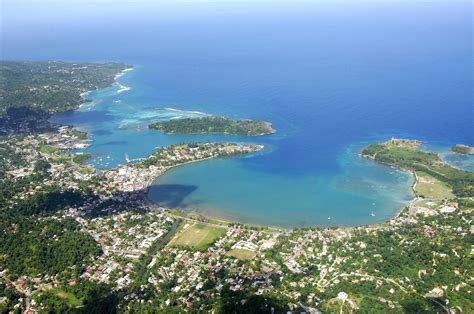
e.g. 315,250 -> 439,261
149,116 -> 275,136
34,280 -> 117,313
0,148 -> 101,280
362,141 -> 474,197
0,216 -> 100,278
9,187 -> 93,216
0,61 -> 128,114
0,106 -> 57,135
0,139 -> 28,174
452,144 -> 473,155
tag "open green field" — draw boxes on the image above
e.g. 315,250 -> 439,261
170,223 -> 226,251
39,145 -> 61,154
322,297 -> 356,313
206,218 -> 230,226
226,249 -> 257,260
166,208 -> 184,216
50,288 -> 82,307
72,153 -> 92,164
415,199 -> 439,209
415,171 -> 454,200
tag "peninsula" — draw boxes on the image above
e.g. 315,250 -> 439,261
362,138 -> 474,199
149,116 -> 275,136
0,61 -> 130,134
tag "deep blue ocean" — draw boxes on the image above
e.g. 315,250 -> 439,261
2,0 -> 473,227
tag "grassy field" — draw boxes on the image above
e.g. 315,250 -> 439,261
207,218 -> 230,226
166,208 -> 183,216
226,249 -> 257,260
50,288 -> 82,307
39,145 -> 61,154
322,297 -> 356,313
415,171 -> 454,200
170,223 -> 226,251
415,199 -> 439,209
72,153 -> 92,164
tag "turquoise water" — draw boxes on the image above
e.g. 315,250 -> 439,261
5,0 -> 473,227
150,144 -> 415,227
51,71 -> 418,227
424,143 -> 474,173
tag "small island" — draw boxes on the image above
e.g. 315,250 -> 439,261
452,144 -> 474,155
149,116 -> 275,136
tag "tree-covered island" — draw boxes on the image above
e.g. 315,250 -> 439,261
452,144 -> 474,155
149,116 -> 275,136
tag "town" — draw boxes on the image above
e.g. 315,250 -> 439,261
1,128 -> 472,313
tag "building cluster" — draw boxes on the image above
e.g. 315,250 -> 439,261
139,226 -> 282,309
104,142 -> 263,193
104,165 -> 162,192
77,211 -> 175,289
409,198 -> 458,217
80,211 -> 174,258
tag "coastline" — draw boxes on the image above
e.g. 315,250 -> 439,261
78,66 -> 133,108
49,66 -> 134,140
149,117 -> 276,137
66,66 -> 451,231
155,129 -> 276,137
63,99 -> 443,232
142,144 -> 265,195
134,145 -> 288,227
357,151 -> 419,222
115,67 -> 133,93
139,147 -> 416,231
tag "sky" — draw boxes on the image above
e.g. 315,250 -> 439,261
1,0 -> 471,59
2,0 -> 470,25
